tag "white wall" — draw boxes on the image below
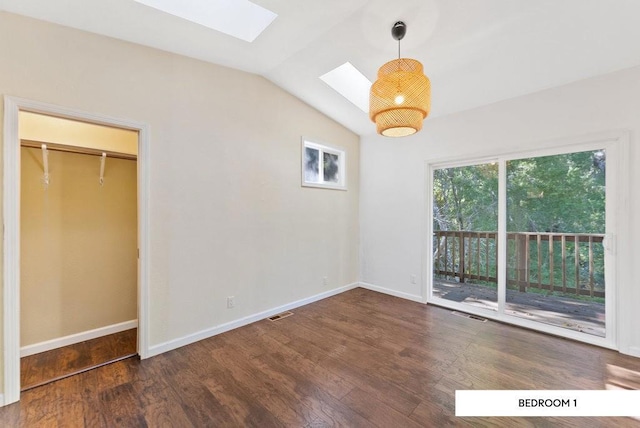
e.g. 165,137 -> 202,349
360,65 -> 640,356
0,10 -> 360,387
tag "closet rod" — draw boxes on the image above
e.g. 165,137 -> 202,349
21,140 -> 137,161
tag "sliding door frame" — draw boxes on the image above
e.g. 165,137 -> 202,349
424,131 -> 629,351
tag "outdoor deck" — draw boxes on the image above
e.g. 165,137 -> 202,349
432,229 -> 606,337
433,280 -> 605,337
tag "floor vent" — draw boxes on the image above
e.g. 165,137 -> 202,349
268,311 -> 294,321
451,311 -> 487,322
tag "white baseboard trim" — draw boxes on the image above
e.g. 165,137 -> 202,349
0,394 -> 4,407
359,282 -> 425,303
147,283 -> 359,358
20,319 -> 138,358
622,346 -> 640,358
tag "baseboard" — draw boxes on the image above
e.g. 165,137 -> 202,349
359,282 -> 425,303
20,319 -> 138,357
0,394 -> 4,407
147,283 -> 359,358
623,346 -> 640,358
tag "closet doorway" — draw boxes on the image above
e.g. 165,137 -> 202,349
3,97 -> 150,404
19,112 -> 138,390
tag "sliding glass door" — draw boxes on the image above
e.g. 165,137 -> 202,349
429,141 -> 618,346
505,150 -> 606,337
432,163 -> 499,312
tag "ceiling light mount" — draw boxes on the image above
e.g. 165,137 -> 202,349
369,21 -> 431,138
391,21 -> 406,42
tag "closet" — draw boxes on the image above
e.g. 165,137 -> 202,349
18,112 -> 139,390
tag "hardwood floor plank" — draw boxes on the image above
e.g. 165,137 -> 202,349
460,342 -> 605,389
52,376 -> 88,427
291,308 -> 444,401
1,289 -> 638,427
207,340 -> 318,426
304,296 -> 469,365
265,313 -> 423,415
410,399 -> 471,427
75,365 -> 111,427
100,383 -> 148,427
175,340 -> 285,427
166,363 -> 239,427
233,324 -> 356,400
341,387 -> 425,428
19,384 -> 60,427
20,328 -> 137,390
252,352 -> 372,427
339,289 -> 480,338
128,357 -> 194,427
202,366 -> 286,427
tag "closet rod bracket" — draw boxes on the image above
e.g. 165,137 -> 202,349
99,153 -> 106,186
41,144 -> 50,186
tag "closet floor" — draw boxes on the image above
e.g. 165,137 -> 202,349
20,328 -> 137,391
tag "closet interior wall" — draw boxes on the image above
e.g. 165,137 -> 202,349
20,144 -> 138,349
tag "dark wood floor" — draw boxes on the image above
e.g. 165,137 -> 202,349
21,328 -> 137,391
1,288 -> 639,427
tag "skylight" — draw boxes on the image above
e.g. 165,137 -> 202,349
133,0 -> 277,43
320,62 -> 372,113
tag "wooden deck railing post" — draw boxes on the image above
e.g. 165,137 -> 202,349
548,234 -> 555,292
459,232 -> 465,283
485,232 -> 490,281
517,234 -> 527,292
589,236 -> 594,297
432,230 -> 604,299
476,233 -> 481,281
574,235 -> 580,295
444,233 -> 448,279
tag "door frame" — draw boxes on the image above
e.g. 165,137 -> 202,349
423,131 -> 630,351
3,96 -> 151,405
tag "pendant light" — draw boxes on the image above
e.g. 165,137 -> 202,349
369,21 -> 431,137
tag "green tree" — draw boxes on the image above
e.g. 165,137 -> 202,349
433,150 -> 605,234
433,163 -> 498,232
506,150 -> 605,233
433,149 -> 607,291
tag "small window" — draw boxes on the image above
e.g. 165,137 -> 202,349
301,138 -> 346,190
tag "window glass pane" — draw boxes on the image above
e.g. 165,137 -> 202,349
323,152 -> 339,183
505,150 -> 606,337
304,147 -> 319,182
432,163 -> 499,311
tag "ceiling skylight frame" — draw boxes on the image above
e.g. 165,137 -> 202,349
133,0 -> 277,43
320,62 -> 372,113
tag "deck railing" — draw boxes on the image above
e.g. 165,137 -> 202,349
433,230 -> 605,298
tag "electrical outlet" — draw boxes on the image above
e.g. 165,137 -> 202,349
323,276 -> 328,286
410,274 -> 417,284
227,296 -> 235,309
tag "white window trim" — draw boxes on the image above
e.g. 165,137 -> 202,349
301,137 -> 347,190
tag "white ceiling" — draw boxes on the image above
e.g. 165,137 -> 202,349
3,0 -> 640,136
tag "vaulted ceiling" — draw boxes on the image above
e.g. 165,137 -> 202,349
3,0 -> 640,136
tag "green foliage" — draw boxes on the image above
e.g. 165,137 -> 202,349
506,150 -> 605,233
432,149 -> 607,299
433,163 -> 498,232
433,150 -> 605,233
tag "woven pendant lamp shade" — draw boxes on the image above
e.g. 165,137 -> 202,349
370,58 -> 431,137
